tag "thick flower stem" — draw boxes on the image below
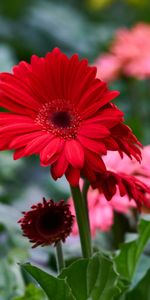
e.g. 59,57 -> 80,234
82,179 -> 90,232
56,241 -> 65,273
70,185 -> 92,258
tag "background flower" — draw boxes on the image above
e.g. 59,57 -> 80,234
69,146 -> 150,237
69,181 -> 136,237
95,23 -> 150,81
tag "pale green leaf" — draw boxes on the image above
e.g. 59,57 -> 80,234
114,218 -> 150,281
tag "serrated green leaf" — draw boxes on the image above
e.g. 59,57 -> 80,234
22,264 -> 75,300
125,269 -> 150,300
114,218 -> 150,281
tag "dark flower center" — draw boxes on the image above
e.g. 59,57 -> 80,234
36,100 -> 81,139
51,111 -> 71,128
37,209 -> 63,235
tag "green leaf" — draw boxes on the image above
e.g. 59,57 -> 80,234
60,253 -> 123,300
125,269 -> 150,300
22,264 -> 75,300
13,283 -> 47,300
114,218 -> 150,281
59,259 -> 89,300
23,253 -> 125,300
87,253 -> 124,300
130,254 -> 150,289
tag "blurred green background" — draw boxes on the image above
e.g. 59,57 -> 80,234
0,0 -> 150,298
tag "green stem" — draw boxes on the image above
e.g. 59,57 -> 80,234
56,241 -> 65,273
70,185 -> 92,258
82,179 -> 90,231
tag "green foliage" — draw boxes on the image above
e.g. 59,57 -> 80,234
23,253 -> 125,300
0,258 -> 24,299
125,269 -> 150,300
114,218 -> 150,281
13,284 -> 47,300
130,254 -> 150,289
60,253 -> 123,300
22,264 -> 75,300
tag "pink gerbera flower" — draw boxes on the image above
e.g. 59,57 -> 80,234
0,48 -> 141,185
69,146 -> 150,237
95,23 -> 150,81
69,186 -> 136,237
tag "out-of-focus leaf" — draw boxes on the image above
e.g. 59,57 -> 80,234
0,45 -> 15,71
13,283 -> 47,300
0,203 -> 20,229
0,258 -> 24,299
0,0 -> 34,18
86,0 -> 113,10
27,1 -> 114,58
127,0 -> 149,7
114,218 -> 150,281
125,269 -> 150,300
130,254 -> 150,289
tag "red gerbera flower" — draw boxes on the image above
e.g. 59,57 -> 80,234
93,170 -> 150,209
0,48 -> 141,185
18,198 -> 74,248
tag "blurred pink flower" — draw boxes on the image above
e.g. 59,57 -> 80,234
69,146 -> 150,237
69,185 -> 136,237
95,54 -> 121,82
95,23 -> 150,80
103,146 -> 150,185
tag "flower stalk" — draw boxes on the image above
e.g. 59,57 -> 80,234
70,185 -> 92,258
56,241 -> 65,273
82,179 -> 91,232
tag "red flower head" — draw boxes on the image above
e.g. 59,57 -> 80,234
18,198 -> 74,248
0,48 -> 141,185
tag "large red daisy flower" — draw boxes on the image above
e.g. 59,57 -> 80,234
0,48 -> 141,185
18,198 -> 74,248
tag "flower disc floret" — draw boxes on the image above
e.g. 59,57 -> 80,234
36,99 -> 81,139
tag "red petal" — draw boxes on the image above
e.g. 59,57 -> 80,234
13,148 -> 27,160
40,137 -> 64,163
9,132 -> 43,149
79,123 -> 110,139
65,165 -> 80,186
84,149 -> 106,172
65,140 -> 84,168
51,151 -> 68,179
78,135 -> 107,154
24,134 -> 51,155
0,123 -> 39,135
